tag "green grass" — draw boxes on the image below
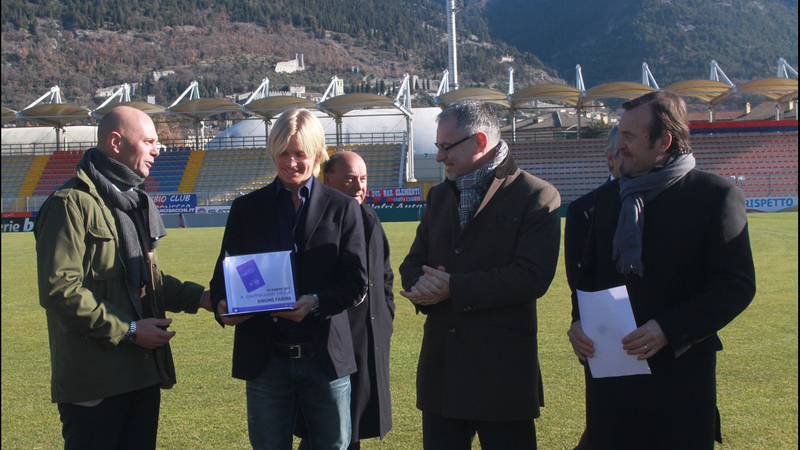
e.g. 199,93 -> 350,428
2,213 -> 797,449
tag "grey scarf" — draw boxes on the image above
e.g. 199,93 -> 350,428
613,153 -> 695,276
455,140 -> 508,230
79,148 -> 166,287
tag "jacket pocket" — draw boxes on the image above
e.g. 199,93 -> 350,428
86,222 -> 121,280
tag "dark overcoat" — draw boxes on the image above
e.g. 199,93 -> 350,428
572,169 -> 756,449
564,187 -> 598,290
348,203 -> 395,440
400,155 -> 561,422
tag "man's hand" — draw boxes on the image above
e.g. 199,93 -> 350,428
134,318 -> 175,349
199,290 -> 212,312
622,319 -> 668,360
217,300 -> 253,326
270,295 -> 315,323
400,265 -> 451,306
567,320 -> 595,361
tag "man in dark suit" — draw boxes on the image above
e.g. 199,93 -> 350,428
564,124 -> 620,450
298,151 -> 395,449
564,124 -> 620,290
400,100 -> 561,450
209,109 -> 367,450
567,91 -> 756,449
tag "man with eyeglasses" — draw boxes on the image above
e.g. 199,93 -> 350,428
400,100 -> 561,450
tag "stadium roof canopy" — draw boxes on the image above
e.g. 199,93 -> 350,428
436,87 -> 510,109
662,80 -> 734,103
89,84 -> 167,119
165,80 -> 241,122
318,93 -> 402,118
317,83 -> 415,150
577,82 -> 656,109
167,98 -> 241,121
710,77 -> 798,106
93,101 -> 166,119
511,85 -> 582,108
16,103 -> 90,128
242,96 -> 317,121
2,107 -> 17,125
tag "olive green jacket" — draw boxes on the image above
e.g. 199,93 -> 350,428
34,167 -> 204,404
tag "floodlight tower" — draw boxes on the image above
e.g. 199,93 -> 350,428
446,0 -> 463,91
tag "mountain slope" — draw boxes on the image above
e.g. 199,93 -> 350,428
482,0 -> 798,87
0,0 -> 557,109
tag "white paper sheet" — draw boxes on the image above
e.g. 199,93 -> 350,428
577,285 -> 651,378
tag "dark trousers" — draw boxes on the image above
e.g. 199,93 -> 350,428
422,412 -> 537,450
297,438 -> 360,450
58,384 -> 161,450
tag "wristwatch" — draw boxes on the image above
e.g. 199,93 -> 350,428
310,294 -> 320,313
121,321 -> 137,344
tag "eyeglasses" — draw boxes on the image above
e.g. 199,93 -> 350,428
434,133 -> 476,153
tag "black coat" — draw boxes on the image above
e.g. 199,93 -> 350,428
209,178 -> 368,380
564,187 -> 599,291
348,203 -> 395,440
572,169 -> 756,449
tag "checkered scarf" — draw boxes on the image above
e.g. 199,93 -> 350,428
455,140 -> 508,230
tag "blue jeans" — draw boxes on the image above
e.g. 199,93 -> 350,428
246,353 -> 351,450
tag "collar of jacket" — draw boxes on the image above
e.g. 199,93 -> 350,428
445,150 -> 518,193
493,149 -> 517,180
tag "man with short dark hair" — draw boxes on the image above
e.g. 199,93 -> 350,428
34,106 -> 211,450
400,100 -> 561,450
567,90 -> 756,449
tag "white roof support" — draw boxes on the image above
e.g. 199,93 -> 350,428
169,80 -> 200,108
508,67 -> 516,142
642,62 -> 660,89
576,64 -> 586,93
434,70 -> 450,104
393,73 -> 416,182
392,74 -> 413,117
24,86 -> 62,110
244,77 -> 270,105
710,60 -> 735,87
508,67 -> 515,96
777,57 -> 798,79
94,83 -> 132,111
321,76 -> 342,102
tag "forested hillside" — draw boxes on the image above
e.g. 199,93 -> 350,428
482,0 -> 798,87
0,0 -> 554,109
3,0 -> 796,110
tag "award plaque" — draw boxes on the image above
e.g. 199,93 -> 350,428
222,251 -> 296,315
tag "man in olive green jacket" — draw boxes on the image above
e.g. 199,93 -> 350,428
35,106 -> 211,450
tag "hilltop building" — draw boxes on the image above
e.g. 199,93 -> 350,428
275,54 -> 305,73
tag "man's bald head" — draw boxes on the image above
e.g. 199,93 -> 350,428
323,151 -> 368,204
97,106 -> 160,177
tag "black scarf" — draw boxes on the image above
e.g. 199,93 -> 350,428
79,148 -> 167,287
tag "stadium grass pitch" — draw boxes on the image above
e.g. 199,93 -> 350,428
2,213 -> 796,449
